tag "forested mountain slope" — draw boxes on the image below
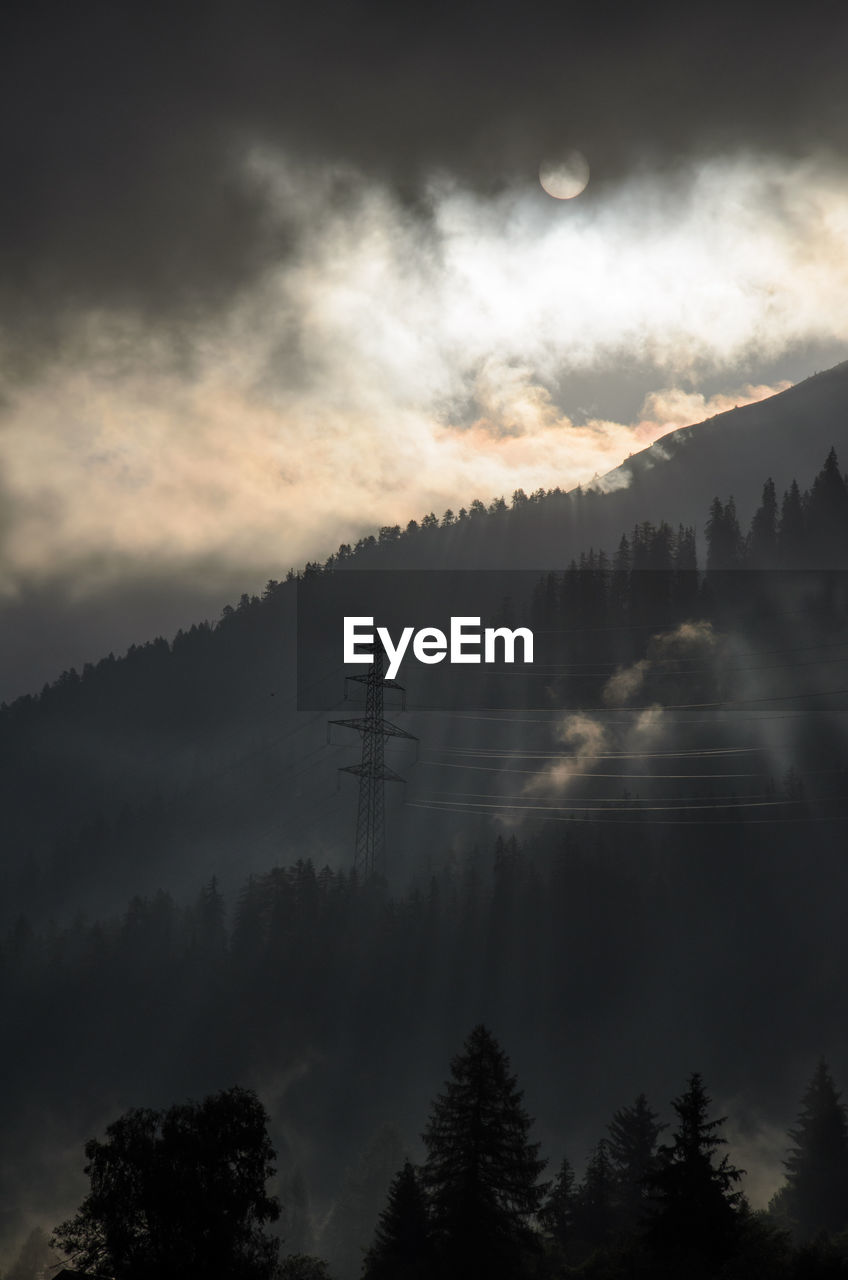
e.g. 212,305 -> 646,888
2,367 -> 848,925
2,373 -> 848,1277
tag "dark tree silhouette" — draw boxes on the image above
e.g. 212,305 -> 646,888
362,1160 -> 433,1280
194,875 -> 227,959
778,478 -> 807,566
646,1073 -> 743,1273
277,1257 -> 333,1280
421,1024 -> 547,1280
572,1139 -> 618,1250
607,1092 -> 665,1230
539,1156 -> 576,1251
706,496 -> 744,570
771,1060 -> 848,1241
747,477 -> 779,567
806,447 -> 848,566
51,1087 -> 280,1280
322,1123 -> 405,1280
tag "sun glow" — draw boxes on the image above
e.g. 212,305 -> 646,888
0,152 -> 846,592
539,150 -> 590,199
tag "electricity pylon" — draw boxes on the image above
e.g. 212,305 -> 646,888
329,651 -> 416,879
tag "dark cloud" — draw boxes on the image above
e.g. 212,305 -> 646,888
2,0 -> 847,352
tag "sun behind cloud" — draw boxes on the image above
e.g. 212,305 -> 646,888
0,150 -> 845,595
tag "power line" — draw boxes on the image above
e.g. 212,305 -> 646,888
411,796 -> 802,814
427,787 -> 786,803
479,638 -> 848,671
483,655 -> 848,677
405,799 -> 848,827
408,685 -> 848,717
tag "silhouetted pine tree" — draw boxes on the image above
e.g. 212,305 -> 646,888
778,479 -> 807,566
747,477 -> 779,567
322,1125 -> 405,1280
573,1139 -> 618,1250
362,1160 -> 433,1280
277,1257 -> 332,1280
674,524 -> 698,572
771,1060 -> 848,1241
806,448 -> 848,566
645,1073 -> 743,1273
614,532 -> 631,573
422,1025 -> 546,1280
706,496 -> 744,570
607,1093 -> 665,1231
650,522 -> 675,571
609,534 -> 631,622
194,875 -> 227,959
669,525 -> 699,616
539,1156 -> 576,1250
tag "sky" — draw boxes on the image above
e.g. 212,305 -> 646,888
2,0 -> 848,698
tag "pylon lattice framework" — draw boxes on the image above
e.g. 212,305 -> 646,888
329,651 -> 417,880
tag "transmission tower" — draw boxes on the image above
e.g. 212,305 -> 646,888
329,651 -> 417,879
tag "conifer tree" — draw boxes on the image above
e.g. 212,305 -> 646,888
323,1125 -> 404,1280
610,535 -> 631,621
649,522 -> 675,571
806,448 -> 848,565
778,479 -> 806,566
673,524 -> 697,573
724,497 -> 742,565
539,1156 -> 576,1249
645,1073 -> 743,1271
669,525 -> 699,615
706,497 -> 744,570
277,1258 -> 332,1280
421,1025 -> 547,1280
775,1060 -> 848,1241
747,477 -> 778,567
607,1093 -> 665,1230
195,875 -> 227,959
362,1160 -> 433,1280
573,1140 -> 618,1249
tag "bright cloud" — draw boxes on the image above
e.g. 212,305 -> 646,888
1,151 -> 847,595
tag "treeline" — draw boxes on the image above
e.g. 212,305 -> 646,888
2,449 -> 845,927
706,447 -> 848,571
361,1029 -> 848,1280
4,822 -> 848,1263
357,1028 -> 848,1280
288,446 -> 848,577
523,453 -> 848,682
3,447 -> 845,723
24,1028 -> 848,1280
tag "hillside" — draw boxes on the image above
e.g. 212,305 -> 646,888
1,362 -> 846,708
0,376 -> 846,926
598,360 -> 848,542
1,370 -> 848,1275
319,360 -> 848,572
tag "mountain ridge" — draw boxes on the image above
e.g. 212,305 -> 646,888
1,358 -> 846,705
594,359 -> 848,533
